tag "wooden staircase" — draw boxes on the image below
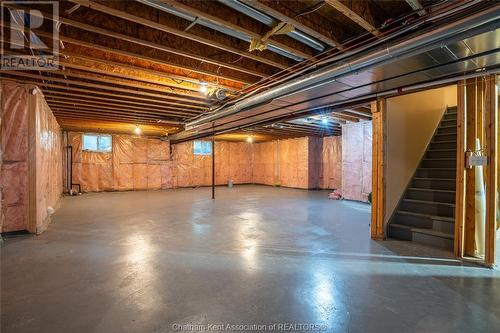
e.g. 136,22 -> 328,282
388,107 -> 457,250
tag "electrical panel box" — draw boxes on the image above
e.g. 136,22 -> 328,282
466,151 -> 488,168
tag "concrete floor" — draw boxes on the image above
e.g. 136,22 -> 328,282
1,185 -> 499,333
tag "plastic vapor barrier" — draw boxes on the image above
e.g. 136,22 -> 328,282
33,88 -> 63,233
342,122 -> 372,202
0,81 -> 29,232
0,80 -> 63,233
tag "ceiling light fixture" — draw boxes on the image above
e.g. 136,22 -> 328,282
246,136 -> 254,143
134,125 -> 141,135
199,82 -> 208,94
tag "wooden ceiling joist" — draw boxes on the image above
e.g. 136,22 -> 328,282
49,14 -> 269,79
0,19 -> 252,87
44,69 -> 208,104
44,98 -> 196,118
239,0 -> 343,50
69,0 -> 289,70
157,0 -> 312,60
49,105 -> 183,123
324,0 -> 380,36
43,93 -> 198,116
42,90 -> 198,114
59,51 -> 236,91
2,71 -> 208,110
13,80 -> 207,112
405,0 -> 426,16
52,110 -> 178,126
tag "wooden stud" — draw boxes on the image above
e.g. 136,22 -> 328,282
484,75 -> 497,265
370,98 -> 386,239
455,81 -> 466,258
464,78 -> 477,256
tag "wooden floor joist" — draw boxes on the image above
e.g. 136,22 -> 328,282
3,72 -> 209,109
69,0 -> 289,70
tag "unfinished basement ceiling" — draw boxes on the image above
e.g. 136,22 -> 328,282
2,1 -> 498,139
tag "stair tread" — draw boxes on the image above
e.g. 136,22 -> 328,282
418,168 -> 456,170
396,210 -> 455,222
427,149 -> 456,152
407,187 -> 455,193
423,158 -> 456,161
412,228 -> 455,239
414,177 -> 455,181
402,198 -> 455,207
389,224 -> 454,239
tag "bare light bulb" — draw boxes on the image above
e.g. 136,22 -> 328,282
134,125 -> 141,135
246,136 -> 254,143
199,83 -> 208,94
321,117 -> 329,125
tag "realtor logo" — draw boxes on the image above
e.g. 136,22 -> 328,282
1,1 -> 59,70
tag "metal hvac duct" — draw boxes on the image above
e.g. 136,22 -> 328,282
185,4 -> 500,130
137,0 -> 305,61
218,0 -> 325,52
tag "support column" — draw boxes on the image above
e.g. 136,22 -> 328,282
371,98 -> 386,240
212,124 -> 215,200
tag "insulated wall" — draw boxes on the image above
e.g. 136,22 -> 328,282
69,134 -> 253,192
172,140 -> 253,187
342,122 -> 372,202
0,80 -> 62,233
0,81 -> 29,232
318,136 -> 342,190
252,137 -> 335,189
33,88 -> 63,233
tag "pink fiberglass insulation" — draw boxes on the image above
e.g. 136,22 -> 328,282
342,122 -> 372,202
0,81 -> 63,233
33,89 -> 63,233
70,133 -> 174,192
319,136 -> 342,189
0,81 -> 29,232
70,135 -> 254,192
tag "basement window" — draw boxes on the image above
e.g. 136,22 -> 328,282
82,134 -> 112,153
193,140 -> 212,155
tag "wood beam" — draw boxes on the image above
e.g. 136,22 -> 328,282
3,72 -> 208,110
405,0 -> 426,16
159,0 -> 311,59
58,50 -> 236,92
51,14 -> 269,78
42,69 -> 208,103
45,99 -> 196,118
42,90 -> 196,113
13,80 -> 205,111
371,98 -> 386,240
0,19 -> 251,86
43,94 -> 198,116
239,0 -> 342,50
324,0 -> 380,36
69,0 -> 288,70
